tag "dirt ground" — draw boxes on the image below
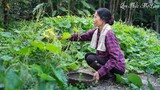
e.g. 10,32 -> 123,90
77,67 -> 160,90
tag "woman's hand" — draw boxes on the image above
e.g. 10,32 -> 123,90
93,71 -> 100,83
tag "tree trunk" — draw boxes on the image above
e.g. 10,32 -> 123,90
125,0 -> 128,23
48,0 -> 54,16
57,0 -> 60,15
99,0 -> 102,8
109,1 -> 113,13
2,0 -> 9,30
103,0 -> 105,7
155,15 -> 159,33
67,0 -> 70,15
112,0 -> 115,15
119,0 -> 123,21
130,8 -> 135,25
128,7 -> 134,25
115,0 -> 119,14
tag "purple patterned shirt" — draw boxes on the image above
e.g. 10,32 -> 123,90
70,28 -> 126,77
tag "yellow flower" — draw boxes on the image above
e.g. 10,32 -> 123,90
45,28 -> 55,36
45,35 -> 49,38
42,32 -> 49,38
50,31 -> 55,36
57,15 -> 61,18
45,29 -> 52,33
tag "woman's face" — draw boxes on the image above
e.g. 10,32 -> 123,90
93,12 -> 105,27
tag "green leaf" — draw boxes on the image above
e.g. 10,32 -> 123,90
1,32 -> 12,38
30,64 -> 43,74
115,74 -> 122,83
80,18 -> 88,25
115,74 -> 128,84
52,68 -> 67,86
136,69 -> 144,74
89,4 -> 95,11
38,73 -> 55,81
128,73 -> 142,87
14,30 -> 21,34
61,66 -> 68,72
32,3 -> 45,15
147,78 -> 155,90
0,65 -> 5,73
130,83 -> 139,90
73,27 -> 79,32
5,69 -> 22,90
17,46 -> 33,55
46,44 -> 61,54
1,55 -> 13,61
78,10 -> 84,15
146,68 -> 155,74
75,52 -> 84,59
20,65 -> 28,80
59,7 -> 67,11
153,57 -> 160,65
81,1 -> 90,9
82,60 -> 88,68
0,28 -> 4,31
62,32 -> 71,40
30,41 -> 45,50
83,9 -> 91,16
69,63 -> 79,71
52,11 -> 57,16
58,20 -> 71,28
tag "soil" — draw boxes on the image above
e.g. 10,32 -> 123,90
77,67 -> 160,90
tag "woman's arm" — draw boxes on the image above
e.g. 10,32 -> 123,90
70,28 -> 96,41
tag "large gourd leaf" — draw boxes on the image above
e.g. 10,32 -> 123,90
52,67 -> 67,87
5,69 -> 22,90
115,74 -> 129,84
61,32 -> 71,40
128,73 -> 142,87
30,41 -> 45,50
46,44 -> 61,54
38,73 -> 55,81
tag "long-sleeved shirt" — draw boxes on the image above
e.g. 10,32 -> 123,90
70,28 -> 126,77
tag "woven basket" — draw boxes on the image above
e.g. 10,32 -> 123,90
67,72 -> 96,86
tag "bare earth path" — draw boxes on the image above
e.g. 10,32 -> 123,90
78,67 -> 160,90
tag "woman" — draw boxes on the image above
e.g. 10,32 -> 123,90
60,8 -> 126,82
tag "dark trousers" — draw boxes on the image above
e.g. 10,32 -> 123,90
85,52 -> 124,79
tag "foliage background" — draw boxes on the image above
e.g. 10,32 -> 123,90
0,16 -> 160,89
0,0 -> 160,32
